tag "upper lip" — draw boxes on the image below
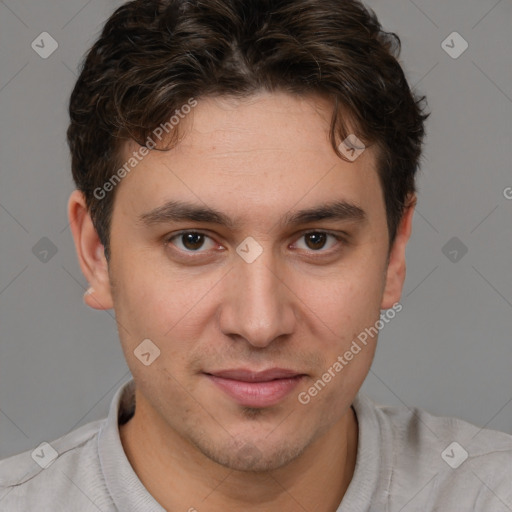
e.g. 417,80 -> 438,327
205,368 -> 303,382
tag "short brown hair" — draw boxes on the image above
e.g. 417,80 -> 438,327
67,0 -> 429,262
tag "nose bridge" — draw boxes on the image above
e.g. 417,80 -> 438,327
220,242 -> 295,347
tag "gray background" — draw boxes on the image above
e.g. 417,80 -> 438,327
0,0 -> 511,459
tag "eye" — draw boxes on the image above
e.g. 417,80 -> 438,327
164,230 -> 344,257
293,231 -> 343,252
165,231 -> 217,253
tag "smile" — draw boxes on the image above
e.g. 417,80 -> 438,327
204,368 -> 306,408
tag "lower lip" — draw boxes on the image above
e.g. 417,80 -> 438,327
206,374 -> 304,408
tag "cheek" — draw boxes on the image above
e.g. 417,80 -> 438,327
303,262 -> 387,332
297,276 -> 381,421
110,251 -> 221,348
295,262 -> 385,392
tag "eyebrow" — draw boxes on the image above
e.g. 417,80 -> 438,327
138,199 -> 366,230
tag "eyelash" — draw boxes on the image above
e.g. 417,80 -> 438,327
163,230 -> 346,258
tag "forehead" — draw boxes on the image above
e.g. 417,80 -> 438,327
113,91 -> 384,230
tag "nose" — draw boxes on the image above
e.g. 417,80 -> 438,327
218,247 -> 296,348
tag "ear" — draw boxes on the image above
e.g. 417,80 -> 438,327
67,189 -> 114,310
381,194 -> 416,309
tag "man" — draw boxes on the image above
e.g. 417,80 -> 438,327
1,0 -> 511,510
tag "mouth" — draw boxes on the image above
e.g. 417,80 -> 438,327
203,368 -> 306,408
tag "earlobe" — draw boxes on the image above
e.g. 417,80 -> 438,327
380,195 -> 416,310
67,190 -> 114,310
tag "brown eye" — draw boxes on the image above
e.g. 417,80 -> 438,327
295,232 -> 341,252
304,232 -> 328,250
181,233 -> 205,251
166,231 -> 216,253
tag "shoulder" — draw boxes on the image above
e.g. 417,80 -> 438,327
0,418 -> 114,511
356,394 -> 512,511
378,398 -> 512,463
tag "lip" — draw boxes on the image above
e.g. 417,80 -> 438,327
204,368 -> 305,408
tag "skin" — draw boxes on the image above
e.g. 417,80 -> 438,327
68,91 -> 415,511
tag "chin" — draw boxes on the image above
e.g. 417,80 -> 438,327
197,434 -> 310,473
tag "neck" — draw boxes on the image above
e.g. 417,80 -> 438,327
119,389 -> 358,511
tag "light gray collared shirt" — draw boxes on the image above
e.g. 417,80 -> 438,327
1,378 -> 511,511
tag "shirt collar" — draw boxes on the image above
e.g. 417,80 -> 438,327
97,378 -> 165,512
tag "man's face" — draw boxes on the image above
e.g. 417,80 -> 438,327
106,92 -> 397,471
